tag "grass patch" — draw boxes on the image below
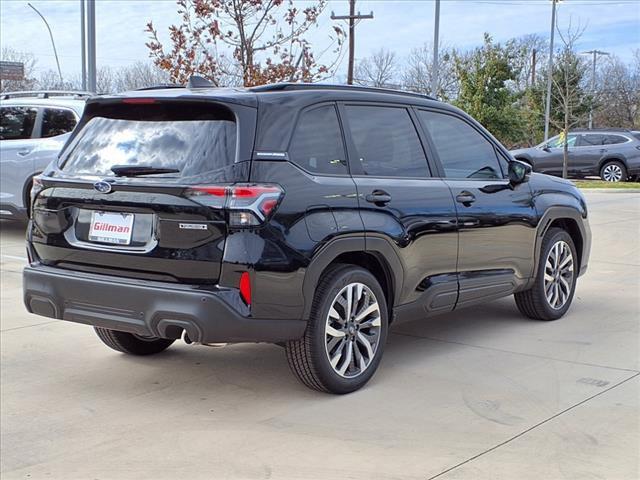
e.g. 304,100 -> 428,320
573,179 -> 640,189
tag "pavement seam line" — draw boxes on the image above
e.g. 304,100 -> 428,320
1,320 -> 59,332
391,331 -> 640,374
425,372 -> 640,480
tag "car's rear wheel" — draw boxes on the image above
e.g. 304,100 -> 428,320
285,264 -> 388,394
94,327 -> 175,355
514,228 -> 578,320
600,160 -> 627,182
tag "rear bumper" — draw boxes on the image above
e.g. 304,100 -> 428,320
23,264 -> 306,344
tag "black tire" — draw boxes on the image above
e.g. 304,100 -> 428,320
94,327 -> 175,356
600,160 -> 627,182
515,228 -> 578,321
285,264 -> 388,394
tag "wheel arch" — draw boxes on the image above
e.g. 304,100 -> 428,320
598,155 -> 628,172
302,236 -> 404,323
529,207 -> 590,287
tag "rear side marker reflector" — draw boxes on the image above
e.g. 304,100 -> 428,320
239,272 -> 251,306
186,184 -> 284,227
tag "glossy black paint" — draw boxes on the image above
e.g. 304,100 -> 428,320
24,84 -> 592,342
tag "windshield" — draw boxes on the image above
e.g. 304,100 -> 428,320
60,103 -> 236,179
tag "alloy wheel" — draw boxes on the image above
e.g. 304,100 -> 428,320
544,240 -> 574,310
602,164 -> 623,182
324,282 -> 382,378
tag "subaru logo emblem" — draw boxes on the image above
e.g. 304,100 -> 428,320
94,181 -> 112,194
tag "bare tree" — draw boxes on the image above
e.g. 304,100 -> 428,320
354,48 -> 398,87
593,52 -> 639,129
146,0 -> 344,86
402,42 -> 457,99
112,62 -> 172,91
0,47 -> 38,92
549,21 -> 589,178
506,34 -> 548,91
36,69 -> 79,91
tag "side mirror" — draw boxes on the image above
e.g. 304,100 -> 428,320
542,145 -> 551,152
508,160 -> 531,185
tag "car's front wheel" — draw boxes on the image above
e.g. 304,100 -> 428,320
600,160 -> 627,182
94,327 -> 175,355
285,264 -> 388,394
515,228 -> 578,320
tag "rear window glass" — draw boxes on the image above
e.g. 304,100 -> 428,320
60,102 -> 236,179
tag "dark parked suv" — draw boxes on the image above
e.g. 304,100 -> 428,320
510,129 -> 640,182
23,81 -> 591,393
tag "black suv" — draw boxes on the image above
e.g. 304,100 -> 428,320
23,82 -> 591,394
510,129 -> 640,182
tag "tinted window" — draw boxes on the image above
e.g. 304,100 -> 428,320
604,134 -> 628,145
419,110 -> 502,179
41,108 -> 77,138
288,104 -> 347,175
580,134 -> 606,146
344,105 -> 429,177
0,106 -> 38,140
548,134 -> 577,148
61,103 -> 236,180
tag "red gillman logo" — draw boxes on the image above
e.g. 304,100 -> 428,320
93,222 -> 131,233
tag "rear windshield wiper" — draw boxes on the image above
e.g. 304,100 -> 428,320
110,165 -> 180,177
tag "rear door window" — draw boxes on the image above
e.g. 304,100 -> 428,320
61,102 -> 236,180
288,104 -> 347,175
0,106 -> 38,140
343,105 -> 430,178
579,134 -> 606,146
41,108 -> 77,138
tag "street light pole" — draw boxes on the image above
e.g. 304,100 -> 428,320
81,0 -> 86,90
431,0 -> 440,98
28,2 -> 63,83
543,0 -> 558,142
86,0 -> 96,92
581,49 -> 609,129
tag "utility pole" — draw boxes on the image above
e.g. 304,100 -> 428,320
543,0 -> 559,142
581,49 -> 609,129
431,0 -> 440,97
331,0 -> 373,85
28,3 -> 63,83
86,0 -> 96,92
81,0 -> 86,90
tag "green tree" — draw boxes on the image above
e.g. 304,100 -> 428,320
453,34 -> 523,146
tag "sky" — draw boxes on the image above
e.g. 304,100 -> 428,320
1,0 -> 639,81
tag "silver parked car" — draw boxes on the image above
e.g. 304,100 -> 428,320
510,129 -> 640,182
0,91 -> 89,220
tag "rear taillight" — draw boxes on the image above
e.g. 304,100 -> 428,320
186,183 -> 284,227
30,175 -> 44,207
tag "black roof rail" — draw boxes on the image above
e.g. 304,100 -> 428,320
249,82 -> 438,101
0,90 -> 94,100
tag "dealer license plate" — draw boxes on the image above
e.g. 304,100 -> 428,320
88,211 -> 134,245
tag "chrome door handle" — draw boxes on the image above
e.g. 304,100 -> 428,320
365,190 -> 392,205
456,191 -> 476,205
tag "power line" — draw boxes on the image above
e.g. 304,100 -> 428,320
331,0 -> 374,85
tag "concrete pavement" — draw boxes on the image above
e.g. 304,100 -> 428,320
1,191 -> 638,480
